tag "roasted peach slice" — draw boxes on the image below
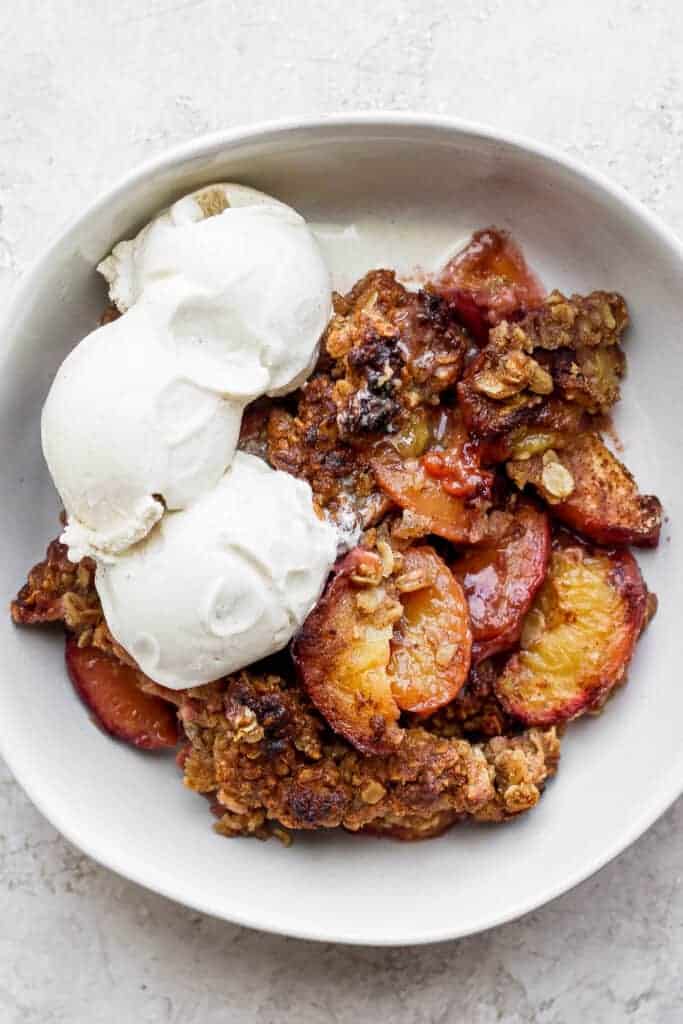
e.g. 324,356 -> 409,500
388,546 -> 472,714
494,541 -> 648,726
371,413 -> 492,543
453,500 -> 551,663
66,638 -> 179,749
293,549 -> 404,755
433,227 -> 545,343
371,445 -> 489,543
507,432 -> 662,547
294,546 -> 472,751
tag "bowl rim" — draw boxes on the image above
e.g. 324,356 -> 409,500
2,111 -> 682,946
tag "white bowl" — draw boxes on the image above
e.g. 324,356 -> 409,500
1,114 -> 681,946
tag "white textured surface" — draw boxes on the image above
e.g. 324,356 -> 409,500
2,1 -> 682,1020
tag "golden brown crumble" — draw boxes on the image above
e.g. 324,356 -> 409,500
458,290 -> 629,438
179,672 -> 559,838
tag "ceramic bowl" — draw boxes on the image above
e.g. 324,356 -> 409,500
1,114 -> 680,945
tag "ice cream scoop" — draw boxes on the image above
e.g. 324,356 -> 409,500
43,183 -> 332,562
42,183 -> 337,685
95,452 -> 338,689
98,183 -> 331,397
42,304 -> 244,563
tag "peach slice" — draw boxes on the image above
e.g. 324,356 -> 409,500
371,413 -> 492,544
453,499 -> 551,663
388,546 -> 472,715
66,638 -> 179,749
292,549 -> 404,755
433,227 -> 545,343
494,540 -> 648,726
294,546 -> 472,751
507,432 -> 662,547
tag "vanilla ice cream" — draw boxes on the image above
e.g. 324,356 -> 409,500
42,182 -> 337,685
42,304 -> 244,563
95,453 -> 338,689
98,183 -> 331,397
44,183 -> 332,563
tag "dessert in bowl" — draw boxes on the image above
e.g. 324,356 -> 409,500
1,117 -> 680,944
